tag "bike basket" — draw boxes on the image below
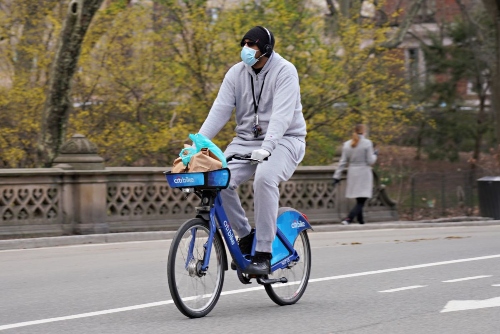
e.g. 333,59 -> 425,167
165,168 -> 230,189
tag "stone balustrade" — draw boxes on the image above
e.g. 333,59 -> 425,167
0,135 -> 398,239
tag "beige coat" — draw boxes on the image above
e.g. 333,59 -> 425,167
333,135 -> 377,198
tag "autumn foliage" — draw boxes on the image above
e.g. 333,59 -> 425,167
0,0 -> 416,168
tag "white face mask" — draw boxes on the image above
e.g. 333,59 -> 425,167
240,46 -> 258,66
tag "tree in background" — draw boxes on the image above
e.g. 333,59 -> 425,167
69,0 -> 247,166
0,0 -> 63,167
480,0 -> 500,142
0,0 -> 109,167
67,0 -> 418,166
410,4 -> 494,163
39,0 -> 105,166
0,0 -> 421,167
300,0 -> 423,163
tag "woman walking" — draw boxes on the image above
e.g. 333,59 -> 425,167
333,124 -> 378,225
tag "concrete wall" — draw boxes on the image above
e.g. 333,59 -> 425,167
0,165 -> 398,239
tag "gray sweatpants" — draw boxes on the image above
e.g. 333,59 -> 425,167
221,136 -> 306,253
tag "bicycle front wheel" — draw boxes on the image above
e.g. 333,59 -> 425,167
265,230 -> 311,305
167,218 -> 225,318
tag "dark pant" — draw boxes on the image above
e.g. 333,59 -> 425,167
348,197 -> 368,224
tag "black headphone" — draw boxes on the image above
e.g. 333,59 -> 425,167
260,26 -> 273,56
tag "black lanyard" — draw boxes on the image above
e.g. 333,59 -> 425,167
250,74 -> 267,116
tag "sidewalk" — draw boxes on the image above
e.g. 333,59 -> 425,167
1,217 -> 499,251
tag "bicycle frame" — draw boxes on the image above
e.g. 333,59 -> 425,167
166,168 -> 312,275
199,191 -> 311,273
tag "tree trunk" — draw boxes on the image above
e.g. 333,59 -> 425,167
340,0 -> 349,16
472,93 -> 487,171
496,16 -> 500,145
38,0 -> 104,166
482,0 -> 500,144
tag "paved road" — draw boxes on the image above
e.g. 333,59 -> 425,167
1,224 -> 500,333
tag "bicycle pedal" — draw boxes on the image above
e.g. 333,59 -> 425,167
257,277 -> 288,285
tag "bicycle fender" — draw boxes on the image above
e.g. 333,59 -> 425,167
277,207 -> 312,234
271,208 -> 312,264
196,212 -> 210,221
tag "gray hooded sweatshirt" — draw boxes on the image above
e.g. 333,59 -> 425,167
199,52 -> 307,153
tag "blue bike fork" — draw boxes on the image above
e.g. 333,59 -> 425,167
184,217 -> 217,272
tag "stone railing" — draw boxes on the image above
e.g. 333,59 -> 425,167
0,135 -> 398,239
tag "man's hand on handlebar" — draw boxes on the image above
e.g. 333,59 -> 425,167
250,149 -> 270,165
226,151 -> 269,164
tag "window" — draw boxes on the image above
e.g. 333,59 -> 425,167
407,48 -> 423,86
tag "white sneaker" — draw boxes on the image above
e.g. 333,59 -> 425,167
341,219 -> 350,225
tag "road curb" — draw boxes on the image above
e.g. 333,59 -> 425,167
1,220 -> 500,251
310,220 -> 500,232
0,231 -> 177,251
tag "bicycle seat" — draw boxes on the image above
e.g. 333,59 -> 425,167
164,168 -> 231,189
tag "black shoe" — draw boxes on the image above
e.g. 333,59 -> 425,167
238,229 -> 255,254
358,221 -> 365,225
230,229 -> 255,270
244,252 -> 271,276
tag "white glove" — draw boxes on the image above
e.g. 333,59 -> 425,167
250,149 -> 270,164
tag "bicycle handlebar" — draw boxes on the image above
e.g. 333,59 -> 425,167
226,154 -> 269,163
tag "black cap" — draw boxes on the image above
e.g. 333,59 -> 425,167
240,26 -> 274,56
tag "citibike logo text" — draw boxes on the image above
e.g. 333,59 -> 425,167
173,176 -> 195,184
223,220 -> 236,246
291,220 -> 305,229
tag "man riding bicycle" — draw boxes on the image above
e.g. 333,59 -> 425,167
197,26 -> 307,275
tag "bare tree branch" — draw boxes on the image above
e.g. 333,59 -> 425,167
381,0 -> 425,49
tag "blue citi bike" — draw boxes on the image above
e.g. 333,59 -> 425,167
165,154 -> 312,318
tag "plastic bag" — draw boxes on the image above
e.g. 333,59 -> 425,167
188,133 -> 227,168
179,146 -> 197,166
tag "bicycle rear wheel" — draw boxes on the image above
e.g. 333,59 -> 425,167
264,230 -> 311,305
167,218 -> 225,318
